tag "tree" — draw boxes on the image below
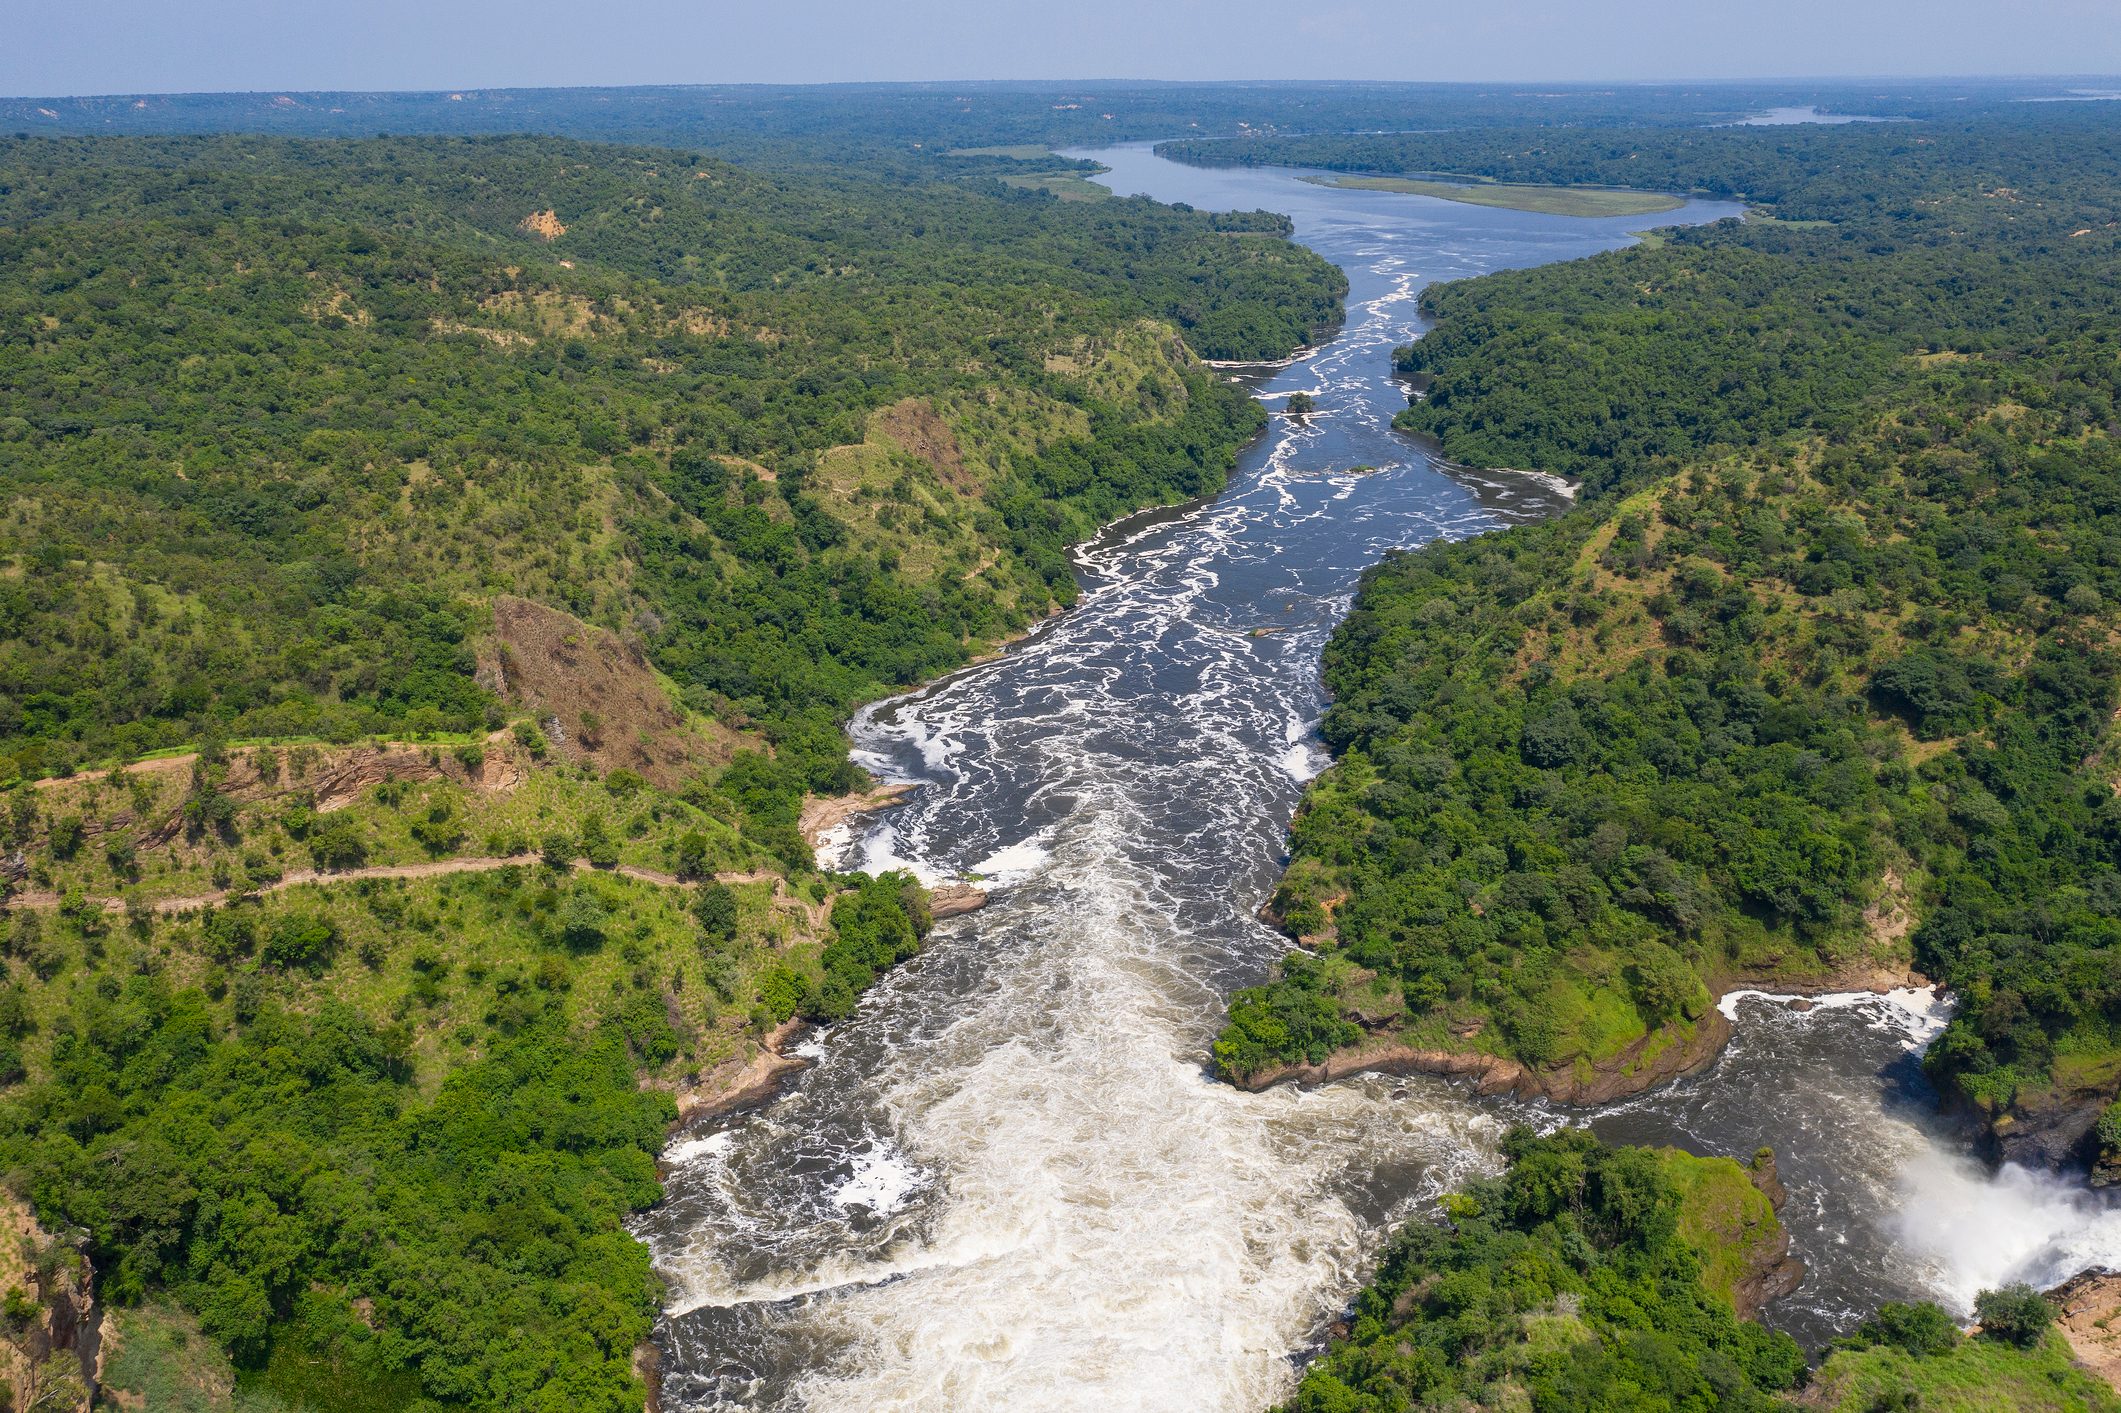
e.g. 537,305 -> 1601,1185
307,814 -> 367,871
558,889 -> 609,951
579,813 -> 620,869
1843,1301 -> 1962,1358
103,834 -> 138,880
1974,1284 -> 2053,1347
261,913 -> 338,970
409,801 -> 463,856
693,881 -> 738,945
1628,943 -> 1705,1026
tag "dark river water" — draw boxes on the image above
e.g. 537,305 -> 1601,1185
636,143 -> 2121,1411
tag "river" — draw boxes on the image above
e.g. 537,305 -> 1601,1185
636,141 -> 2121,1411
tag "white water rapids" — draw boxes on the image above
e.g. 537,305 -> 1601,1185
634,145 -> 2121,1410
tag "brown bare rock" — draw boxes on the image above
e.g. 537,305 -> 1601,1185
1234,1038 -> 1536,1098
1733,1149 -> 1807,1319
928,882 -> 989,918
635,1338 -> 665,1413
485,595 -> 748,789
1746,1147 -> 1791,1209
517,209 -> 567,241
1716,959 -> 1930,998
1987,1076 -> 2114,1172
664,1018 -> 812,1125
799,782 -> 916,851
284,741 -> 473,813
0,1196 -> 96,1411
2049,1269 -> 2121,1393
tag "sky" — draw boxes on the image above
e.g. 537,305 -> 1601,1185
10,0 -> 2121,97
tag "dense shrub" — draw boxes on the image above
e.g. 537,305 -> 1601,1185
1974,1284 -> 2055,1348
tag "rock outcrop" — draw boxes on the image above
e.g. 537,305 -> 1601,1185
1985,1079 -> 2114,1174
516,209 -> 567,241
1236,1009 -> 1732,1106
0,1198 -> 97,1412
2047,1267 -> 2121,1393
1732,1149 -> 1807,1320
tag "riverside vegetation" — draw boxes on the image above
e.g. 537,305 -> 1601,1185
1283,1129 -> 2117,1413
0,131 -> 1344,1408
1184,108 -> 2121,1180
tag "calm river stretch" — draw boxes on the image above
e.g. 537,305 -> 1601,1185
637,142 -> 2121,1411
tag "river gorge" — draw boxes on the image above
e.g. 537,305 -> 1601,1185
636,142 -> 2121,1411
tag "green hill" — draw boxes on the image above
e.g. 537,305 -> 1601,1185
0,132 -> 1343,1409
1198,110 -> 2121,1173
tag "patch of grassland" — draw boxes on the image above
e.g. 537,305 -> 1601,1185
238,1340 -> 429,1413
943,144 -> 1113,201
997,171 -> 1111,202
944,144 -> 1059,159
941,143 -> 1047,158
1301,172 -> 1685,217
100,1301 -> 284,1413
1660,1148 -> 1782,1308
7,854 -> 824,1092
1745,209 -> 1837,229
1811,1329 -> 2121,1411
4,731 -> 907,1095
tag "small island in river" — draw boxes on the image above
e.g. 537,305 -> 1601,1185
1300,172 -> 1687,217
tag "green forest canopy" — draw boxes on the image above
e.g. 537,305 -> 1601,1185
1201,107 -> 2121,1163
0,135 -> 1344,817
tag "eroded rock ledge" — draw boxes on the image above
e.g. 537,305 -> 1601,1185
1237,967 -> 1930,1107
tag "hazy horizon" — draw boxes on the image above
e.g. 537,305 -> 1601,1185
14,0 -> 2121,100
12,74 -> 2121,102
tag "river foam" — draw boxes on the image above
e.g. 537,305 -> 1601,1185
1893,1153 -> 2121,1312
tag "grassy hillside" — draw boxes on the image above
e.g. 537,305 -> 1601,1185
1202,111 -> 2121,1167
1810,1329 -> 2121,1413
0,133 -> 1344,1410
0,727 -> 938,1410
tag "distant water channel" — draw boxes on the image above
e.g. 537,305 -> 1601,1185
636,142 -> 2120,1411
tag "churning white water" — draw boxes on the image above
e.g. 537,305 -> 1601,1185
1895,1154 -> 2121,1312
635,144 -> 2118,1410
